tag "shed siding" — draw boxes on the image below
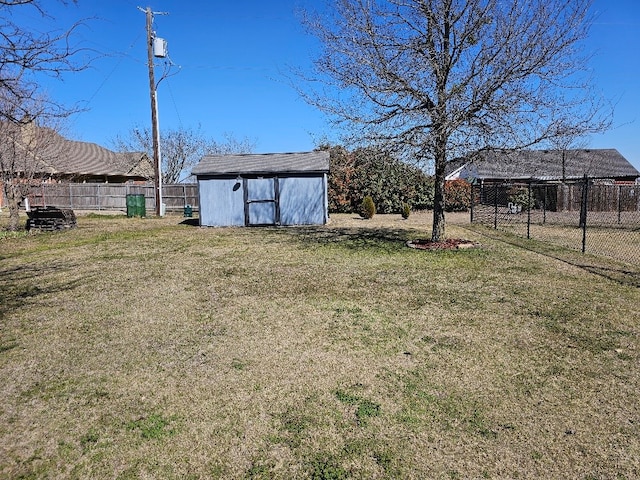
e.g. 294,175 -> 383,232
279,176 -> 326,225
198,178 -> 245,226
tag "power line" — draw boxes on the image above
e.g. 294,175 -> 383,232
83,30 -> 145,108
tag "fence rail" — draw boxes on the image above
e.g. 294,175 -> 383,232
471,177 -> 640,266
25,182 -> 199,213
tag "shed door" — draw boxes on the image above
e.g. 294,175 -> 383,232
246,178 -> 278,226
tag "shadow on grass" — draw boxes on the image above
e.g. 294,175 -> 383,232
0,261 -> 85,321
179,218 -> 200,227
463,224 -> 640,288
273,225 -> 430,254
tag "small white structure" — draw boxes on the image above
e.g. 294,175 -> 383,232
153,37 -> 167,58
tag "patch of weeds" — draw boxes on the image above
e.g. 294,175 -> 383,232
276,407 -> 312,448
356,399 -> 381,424
333,305 -> 363,316
79,429 -> 101,454
334,389 -> 360,405
373,449 -> 397,474
0,229 -> 30,240
0,339 -> 19,353
57,440 -> 76,461
126,413 -> 176,440
617,351 -> 634,361
468,409 -> 497,439
334,389 -> 381,426
208,460 -> 227,479
392,369 -> 499,438
308,454 -> 348,480
246,459 -> 274,479
342,439 -> 367,456
231,358 -> 248,370
281,411 -> 309,435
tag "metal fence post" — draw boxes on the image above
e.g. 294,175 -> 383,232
617,185 -> 622,225
493,184 -> 498,229
580,175 -> 588,253
527,181 -> 532,239
543,185 -> 547,224
470,183 -> 475,223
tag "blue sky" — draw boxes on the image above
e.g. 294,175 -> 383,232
26,0 -> 640,171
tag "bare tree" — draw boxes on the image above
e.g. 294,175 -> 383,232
0,0 -> 88,230
112,125 -> 256,183
0,94 -> 63,230
301,0 -> 611,241
0,0 -> 86,121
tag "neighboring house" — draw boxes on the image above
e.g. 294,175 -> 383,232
446,149 -> 640,184
192,151 -> 330,227
36,129 -> 153,183
1,126 -> 153,183
446,149 -> 640,212
1,126 -> 153,207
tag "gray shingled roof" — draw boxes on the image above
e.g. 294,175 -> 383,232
40,130 -> 152,178
448,149 -> 639,181
1,124 -> 152,179
192,151 -> 330,176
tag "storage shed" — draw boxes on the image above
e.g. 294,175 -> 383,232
192,151 -> 330,227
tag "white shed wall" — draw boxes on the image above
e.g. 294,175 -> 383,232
198,178 -> 245,226
279,176 -> 327,225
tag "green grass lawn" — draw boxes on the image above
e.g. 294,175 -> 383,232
1,212 -> 639,479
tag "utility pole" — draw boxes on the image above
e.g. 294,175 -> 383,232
140,6 -> 167,216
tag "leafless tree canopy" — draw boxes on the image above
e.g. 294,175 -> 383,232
112,126 -> 257,183
0,0 -> 88,230
302,0 -> 611,240
0,97 -> 63,230
0,0 -> 86,123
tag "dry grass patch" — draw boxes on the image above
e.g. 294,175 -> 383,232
1,212 -> 639,479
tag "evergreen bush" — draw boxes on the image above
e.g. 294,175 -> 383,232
401,202 -> 411,219
361,195 -> 376,219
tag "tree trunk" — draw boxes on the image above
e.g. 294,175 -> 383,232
431,144 -> 447,242
4,182 -> 23,231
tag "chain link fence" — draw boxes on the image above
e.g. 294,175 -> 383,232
470,177 -> 640,266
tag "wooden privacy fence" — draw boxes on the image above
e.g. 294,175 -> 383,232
27,183 -> 199,213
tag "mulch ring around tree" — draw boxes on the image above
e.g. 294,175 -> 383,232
406,238 -> 479,250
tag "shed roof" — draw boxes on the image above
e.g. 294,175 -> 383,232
446,149 -> 639,182
192,151 -> 330,176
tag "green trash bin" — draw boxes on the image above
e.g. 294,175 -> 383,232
184,204 -> 193,218
126,194 -> 146,217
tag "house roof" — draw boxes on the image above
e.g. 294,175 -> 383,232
192,151 -> 330,176
447,149 -> 639,182
1,124 -> 153,180
40,130 -> 152,178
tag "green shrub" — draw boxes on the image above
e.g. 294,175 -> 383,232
361,195 -> 376,219
326,145 -> 435,214
401,202 -> 411,219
